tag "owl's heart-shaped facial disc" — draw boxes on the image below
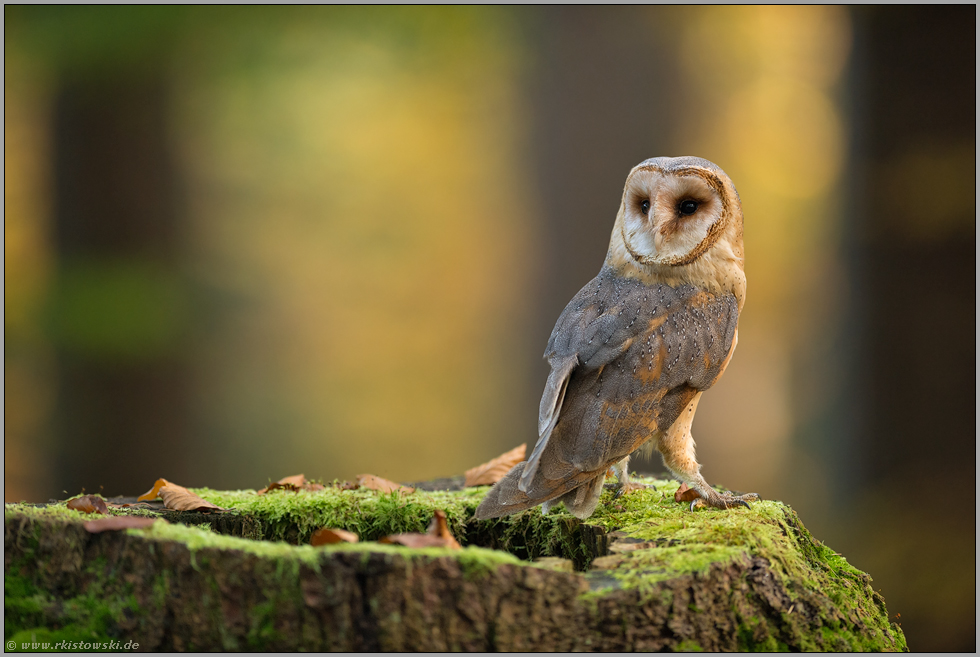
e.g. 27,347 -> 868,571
621,166 -> 728,267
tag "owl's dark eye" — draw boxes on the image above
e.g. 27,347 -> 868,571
640,200 -> 650,215
678,199 -> 699,216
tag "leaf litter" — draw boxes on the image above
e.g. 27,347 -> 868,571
464,443 -> 526,487
310,528 -> 359,546
380,510 -> 461,550
355,474 -> 415,495
67,494 -> 109,515
257,473 -> 326,495
138,478 -> 228,512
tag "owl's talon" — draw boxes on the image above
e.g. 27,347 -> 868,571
691,491 -> 759,512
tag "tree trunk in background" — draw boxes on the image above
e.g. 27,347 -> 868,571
847,6 -> 975,651
523,7 -> 675,394
853,6 -> 974,483
51,73 -> 189,497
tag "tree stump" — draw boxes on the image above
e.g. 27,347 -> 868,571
4,476 -> 907,651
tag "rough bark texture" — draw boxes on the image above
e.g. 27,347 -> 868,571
4,480 -> 907,652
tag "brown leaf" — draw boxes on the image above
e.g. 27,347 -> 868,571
159,482 -> 228,512
427,509 -> 462,550
380,534 -> 452,548
137,478 -> 171,502
139,478 -> 228,512
355,474 -> 415,495
256,474 -> 332,495
258,482 -> 292,494
674,482 -> 701,503
258,474 -> 314,494
335,480 -> 359,491
67,494 -> 108,515
277,473 -> 308,487
83,516 -> 160,533
464,443 -> 526,487
379,509 -> 461,550
311,528 -> 359,546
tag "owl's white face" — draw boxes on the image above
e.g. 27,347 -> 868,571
607,157 -> 745,307
620,164 -> 731,267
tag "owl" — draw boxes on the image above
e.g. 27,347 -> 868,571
475,156 -> 758,521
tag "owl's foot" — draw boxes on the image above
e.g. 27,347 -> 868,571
691,491 -> 760,512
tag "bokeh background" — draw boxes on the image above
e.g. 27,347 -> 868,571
4,6 -> 974,650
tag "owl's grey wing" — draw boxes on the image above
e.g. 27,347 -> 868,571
521,272 -> 653,492
523,354 -> 576,492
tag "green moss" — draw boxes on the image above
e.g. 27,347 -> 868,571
5,627 -> 127,652
192,485 -> 486,544
5,502 -> 103,524
139,518 -> 529,575
674,639 -> 704,652
5,573 -> 47,634
578,476 -> 905,652
4,567 -> 128,647
615,544 -> 747,598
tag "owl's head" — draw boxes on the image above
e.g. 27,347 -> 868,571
607,156 -> 746,306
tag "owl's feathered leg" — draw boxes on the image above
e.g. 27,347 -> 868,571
604,454 -> 654,499
658,392 -> 759,511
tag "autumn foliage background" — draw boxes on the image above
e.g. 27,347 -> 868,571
4,7 -> 974,651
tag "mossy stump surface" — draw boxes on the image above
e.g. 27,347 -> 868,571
5,476 -> 907,651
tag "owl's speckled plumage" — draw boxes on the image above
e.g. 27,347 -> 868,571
475,156 -> 758,520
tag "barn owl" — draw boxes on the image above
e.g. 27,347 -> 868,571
475,156 -> 758,520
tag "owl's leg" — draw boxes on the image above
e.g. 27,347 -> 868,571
658,392 -> 759,511
604,454 -> 654,499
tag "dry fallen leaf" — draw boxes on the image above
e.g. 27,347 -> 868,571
138,478 -> 228,512
380,509 -> 461,550
67,494 -> 109,515
137,478 -> 171,502
83,517 -> 160,533
311,528 -> 359,546
159,484 -> 227,512
355,474 -> 415,495
464,443 -> 526,487
427,509 -> 462,550
674,482 -> 701,503
379,534 -> 450,548
276,473 -> 307,488
257,474 -> 327,495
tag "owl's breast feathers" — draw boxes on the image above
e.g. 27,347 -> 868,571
476,267 -> 738,519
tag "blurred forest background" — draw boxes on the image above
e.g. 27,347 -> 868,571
4,6 -> 974,650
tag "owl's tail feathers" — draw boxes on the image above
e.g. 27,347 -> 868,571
545,473 -> 605,520
521,355 -> 577,493
474,461 -> 537,520
474,460 -> 606,521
